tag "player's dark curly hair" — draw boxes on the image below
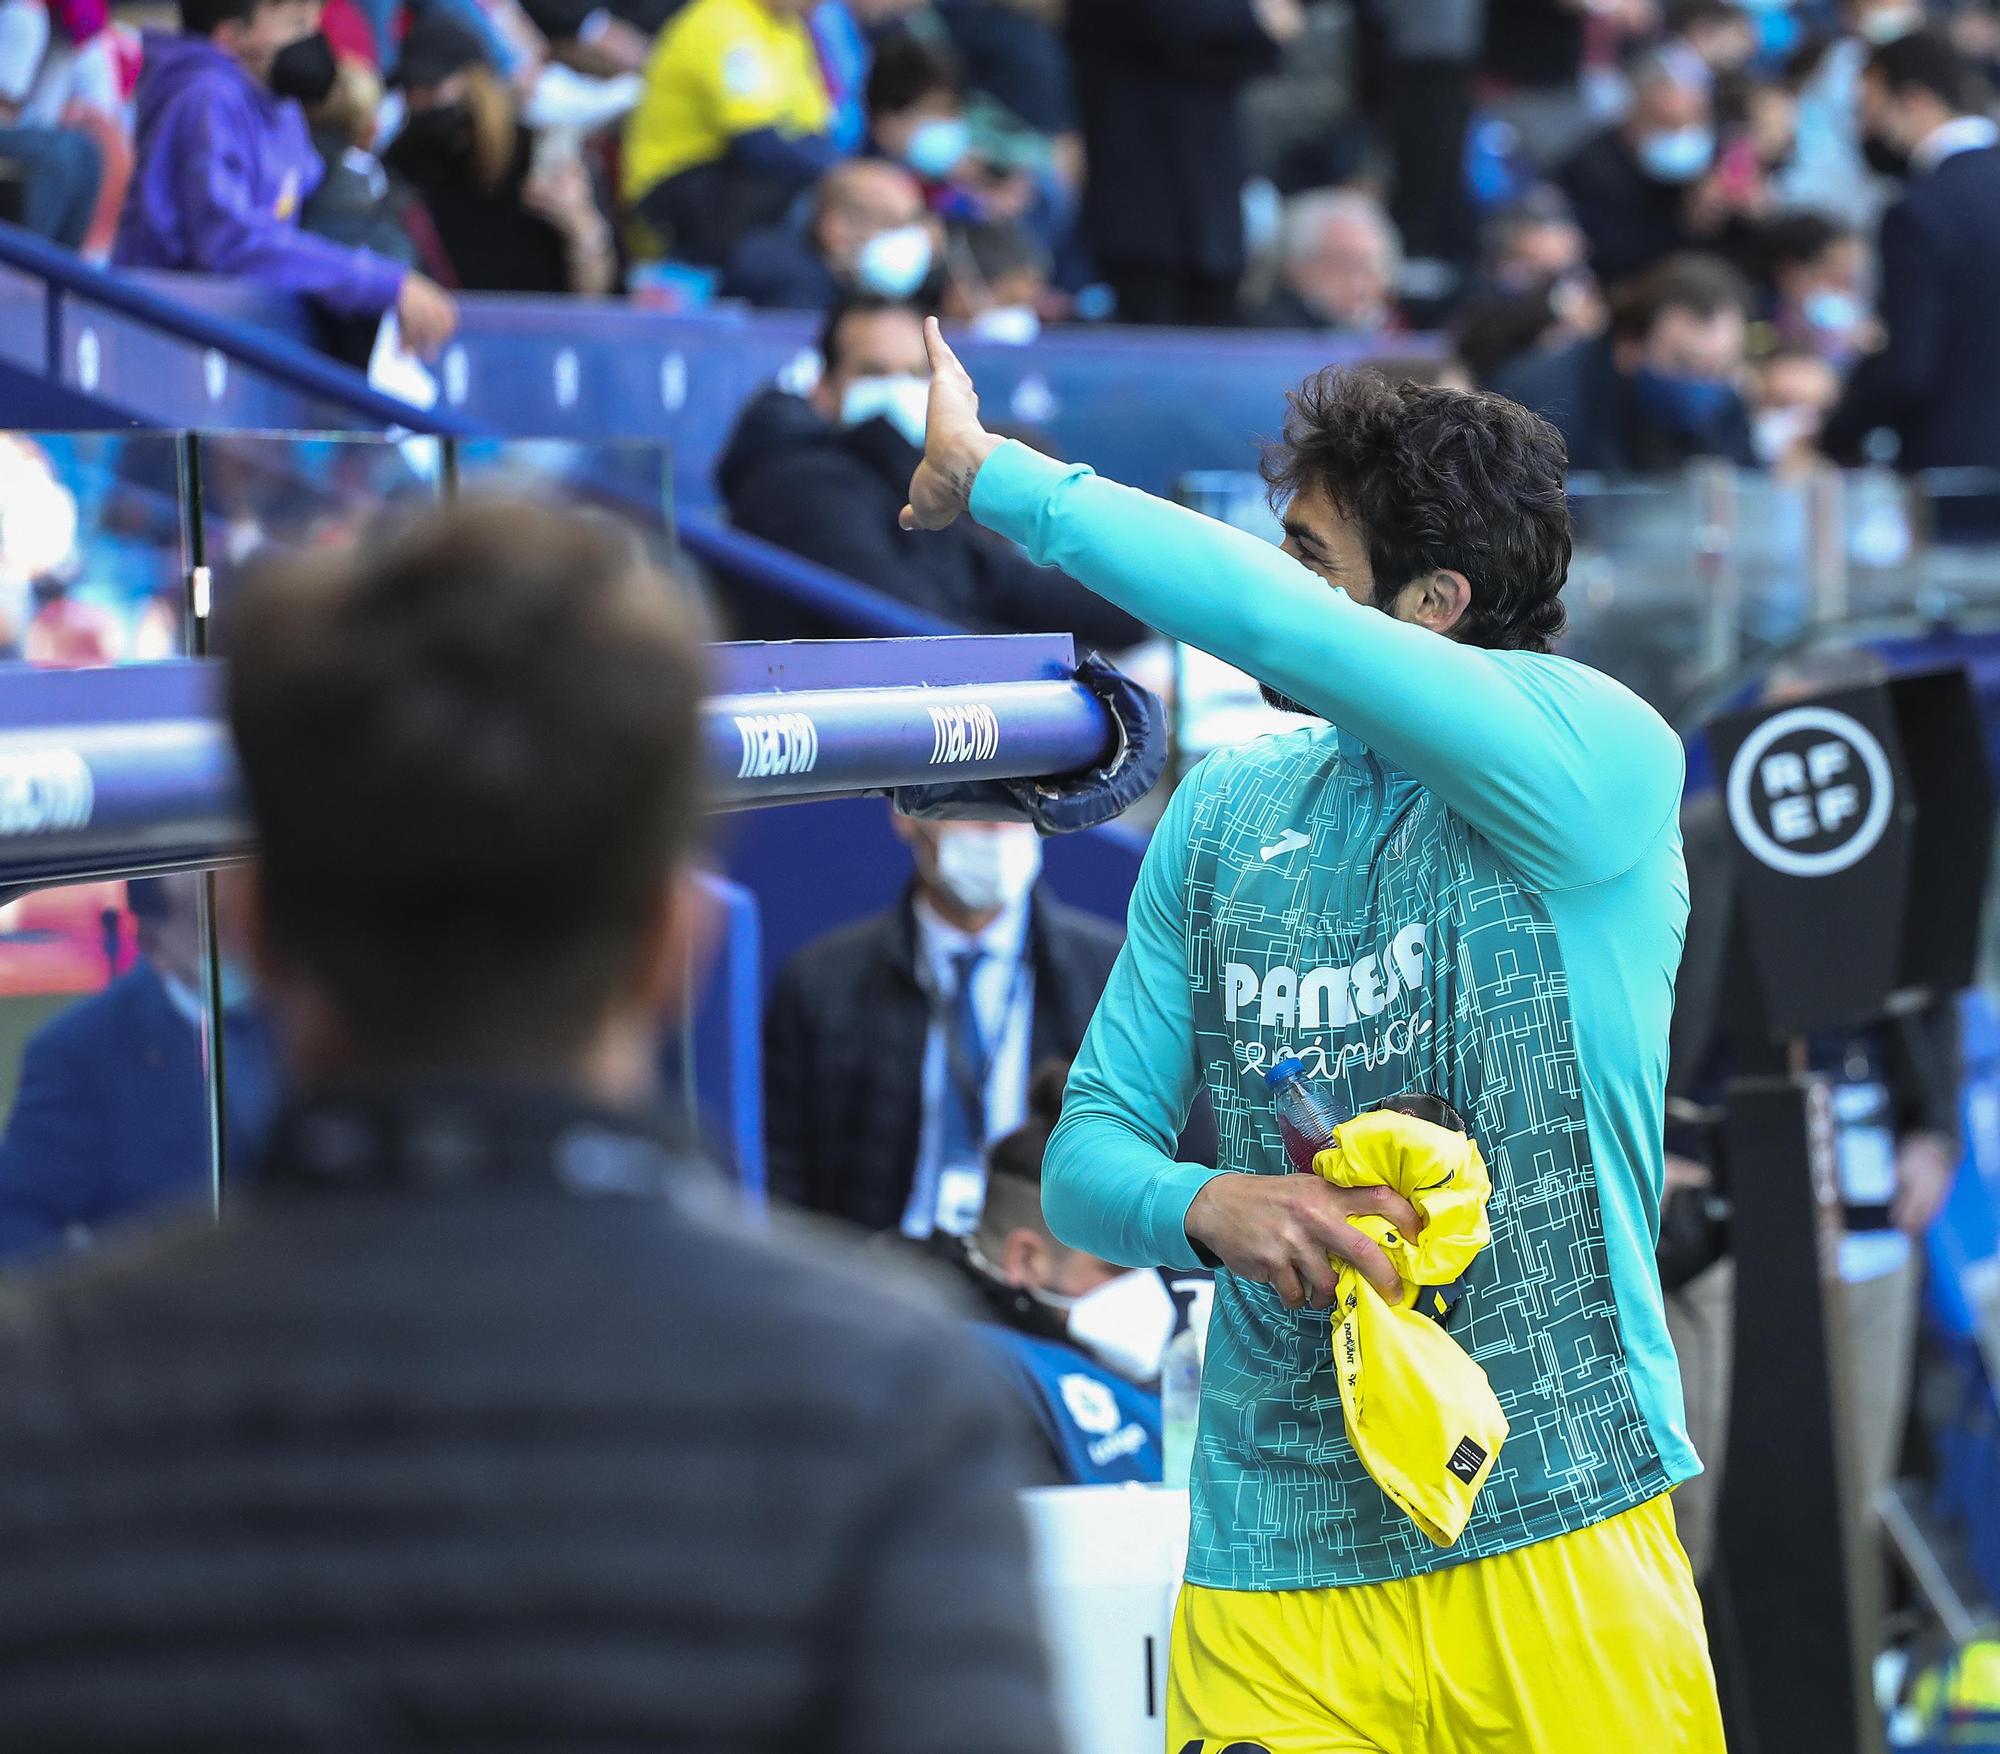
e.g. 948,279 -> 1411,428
1261,370 -> 1572,654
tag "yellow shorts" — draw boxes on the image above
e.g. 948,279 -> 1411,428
1167,1494 -> 1725,1754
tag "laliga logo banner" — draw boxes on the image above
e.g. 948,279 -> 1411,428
1724,706 -> 1895,878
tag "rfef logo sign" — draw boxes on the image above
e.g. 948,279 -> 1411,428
1724,705 -> 1894,878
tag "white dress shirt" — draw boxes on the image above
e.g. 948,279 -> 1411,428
900,892 -> 1036,1239
1913,113 -> 2000,176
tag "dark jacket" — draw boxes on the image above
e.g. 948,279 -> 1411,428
386,126 -> 600,295
721,222 -> 844,312
1065,0 -> 1277,278
0,962 -> 279,1264
765,886 -> 1121,1231
1490,334 -> 1760,473
718,393 -> 1150,649
0,1079 -> 1056,1752
1556,125 -> 1704,286
1823,144 -> 2000,474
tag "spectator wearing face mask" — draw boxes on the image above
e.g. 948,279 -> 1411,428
1246,188 -> 1401,333
763,811 -> 1133,1239
716,294 -> 1147,644
622,0 -> 835,268
721,155 -> 933,312
1823,30 -> 2000,476
955,1058 -> 1178,1487
115,0 -> 458,355
1748,343 -> 1842,474
386,16 -> 618,294
865,29 -> 1039,230
1559,41 -> 1762,284
1759,208 -> 1874,364
939,216 -> 1047,342
1490,252 -> 1759,472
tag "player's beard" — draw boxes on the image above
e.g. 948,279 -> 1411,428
1259,682 -> 1318,716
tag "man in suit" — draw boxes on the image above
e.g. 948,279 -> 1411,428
0,502 -> 1056,1750
765,811 -> 1126,1237
1823,31 -> 2000,474
0,872 -> 279,1264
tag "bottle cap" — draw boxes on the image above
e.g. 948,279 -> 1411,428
1264,1056 -> 1305,1086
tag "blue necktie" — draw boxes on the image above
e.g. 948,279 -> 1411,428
938,946 -> 990,1174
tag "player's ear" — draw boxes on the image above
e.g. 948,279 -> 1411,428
1409,569 -> 1472,637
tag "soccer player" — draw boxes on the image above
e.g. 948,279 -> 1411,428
902,319 -> 1725,1753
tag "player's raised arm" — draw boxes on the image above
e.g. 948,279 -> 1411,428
902,319 -> 1683,894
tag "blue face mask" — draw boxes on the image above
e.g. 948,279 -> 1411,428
855,223 -> 934,298
904,117 -> 971,181
1803,289 -> 1863,333
1630,367 -> 1741,436
1637,125 -> 1715,184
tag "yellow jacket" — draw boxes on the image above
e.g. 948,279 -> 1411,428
1314,1108 -> 1509,1547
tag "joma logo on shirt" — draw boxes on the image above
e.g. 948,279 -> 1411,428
1222,923 -> 1428,1030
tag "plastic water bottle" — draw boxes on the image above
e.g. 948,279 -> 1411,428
1267,1055 -> 1342,1173
1160,1285 -> 1203,1489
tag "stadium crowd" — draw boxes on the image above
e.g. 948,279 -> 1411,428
0,0 -> 1995,477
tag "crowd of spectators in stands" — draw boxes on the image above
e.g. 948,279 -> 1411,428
3,0 -> 2000,545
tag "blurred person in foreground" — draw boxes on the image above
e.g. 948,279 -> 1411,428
718,294 -> 1147,646
1245,187 -> 1401,335
898,319 -> 1722,1750
1492,252 -> 1758,471
1823,30 -> 2000,477
722,155 -> 933,310
763,805 -> 1124,1239
956,1057 -> 1169,1486
622,0 -> 835,267
0,873 -> 278,1266
0,500 -> 1056,1752
115,0 -> 458,355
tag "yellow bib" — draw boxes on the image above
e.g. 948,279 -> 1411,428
1313,1108 -> 1509,1546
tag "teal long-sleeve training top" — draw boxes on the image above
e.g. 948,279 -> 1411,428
970,440 -> 1696,1590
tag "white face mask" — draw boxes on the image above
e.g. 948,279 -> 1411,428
840,373 -> 929,447
855,222 -> 934,298
929,825 -> 1042,914
1752,404 -> 1817,464
969,304 -> 1042,345
1062,1269 -> 1179,1383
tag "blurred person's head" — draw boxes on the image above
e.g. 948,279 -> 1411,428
968,1060 -> 1177,1382
866,31 -> 970,182
1257,371 -> 1572,683
940,220 -> 1050,342
1860,29 -> 1989,175
1480,190 -> 1589,289
179,0 -> 322,86
1453,287 -> 1570,382
1610,253 -> 1753,434
811,158 -> 930,294
1761,209 -> 1870,339
892,811 -> 1044,930
1670,0 -> 1758,74
310,56 -> 382,151
1845,0 -> 1926,47
222,501 -> 708,1096
390,15 -> 514,190
126,874 -> 205,992
1623,42 -> 1718,185
1748,343 -> 1842,465
1278,190 -> 1400,333
810,294 -> 930,443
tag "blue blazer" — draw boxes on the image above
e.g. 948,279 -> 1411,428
0,964 -> 278,1263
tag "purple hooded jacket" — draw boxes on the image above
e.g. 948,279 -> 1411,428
114,32 -> 405,315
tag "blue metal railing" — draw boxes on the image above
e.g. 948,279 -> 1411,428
0,642 -> 1122,886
